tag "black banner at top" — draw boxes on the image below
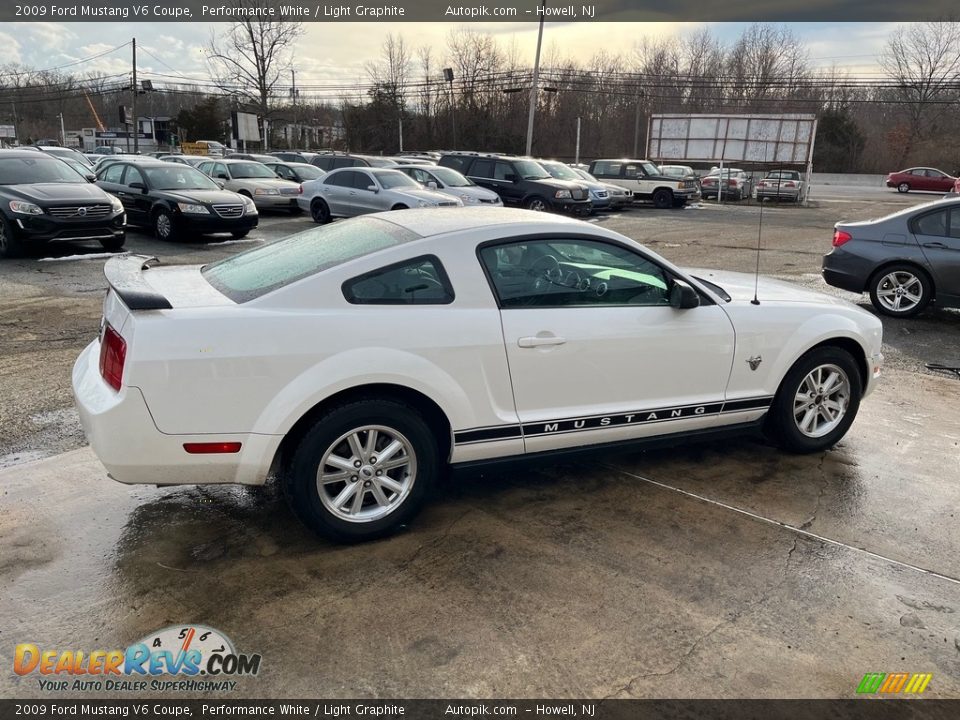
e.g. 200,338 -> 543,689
2,0 -> 959,23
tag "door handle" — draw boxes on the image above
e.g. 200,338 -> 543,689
518,335 -> 566,348
923,241 -> 948,249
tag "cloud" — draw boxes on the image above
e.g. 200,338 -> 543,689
0,31 -> 23,64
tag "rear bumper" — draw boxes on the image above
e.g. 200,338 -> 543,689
821,252 -> 868,293
253,194 -> 299,209
72,341 -> 278,486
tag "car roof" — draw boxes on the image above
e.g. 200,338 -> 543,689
0,149 -> 55,159
380,206 -> 587,238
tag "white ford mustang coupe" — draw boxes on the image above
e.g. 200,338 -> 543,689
73,208 -> 883,541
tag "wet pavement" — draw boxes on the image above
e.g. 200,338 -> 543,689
2,363 -> 960,699
3,194 -> 960,699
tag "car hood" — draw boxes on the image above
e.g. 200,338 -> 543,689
532,178 -> 585,191
4,182 -> 111,203
230,178 -> 296,189
161,189 -> 248,205
602,182 -> 630,195
686,268 -> 853,307
441,185 -> 499,201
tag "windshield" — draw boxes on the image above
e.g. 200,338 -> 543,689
375,170 -> 419,189
202,217 -> 419,302
228,162 -> 275,179
143,166 -> 219,190
513,159 -> 551,180
0,156 -> 87,184
44,148 -> 94,168
572,168 -> 598,182
430,167 -> 472,187
291,165 -> 323,180
541,162 -> 580,181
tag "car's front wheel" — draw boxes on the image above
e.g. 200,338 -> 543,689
767,346 -> 862,453
897,182 -> 910,193
525,196 -> 548,212
284,399 -> 439,542
153,208 -> 178,242
0,214 -> 25,258
652,189 -> 673,209
868,264 -> 932,317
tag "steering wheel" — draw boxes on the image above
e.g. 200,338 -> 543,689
529,254 -> 562,283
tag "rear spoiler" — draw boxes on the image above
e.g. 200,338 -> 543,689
103,254 -> 173,311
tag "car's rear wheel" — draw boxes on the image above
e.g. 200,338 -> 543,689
310,198 -> 331,224
99,236 -> 125,252
652,189 -> 673,209
0,214 -> 25,258
153,208 -> 178,242
524,196 -> 548,212
897,182 -> 910,193
284,399 -> 438,542
868,264 -> 932,317
767,346 -> 862,453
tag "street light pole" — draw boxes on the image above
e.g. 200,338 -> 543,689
524,0 -> 546,157
131,37 -> 138,153
58,113 -> 65,146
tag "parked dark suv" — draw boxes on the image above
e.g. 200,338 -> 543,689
438,153 -> 592,214
0,149 -> 125,258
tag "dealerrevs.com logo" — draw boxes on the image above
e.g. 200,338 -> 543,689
14,625 -> 261,692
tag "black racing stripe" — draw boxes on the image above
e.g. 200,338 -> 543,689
454,425 -> 523,444
522,402 -> 725,437
722,397 -> 774,412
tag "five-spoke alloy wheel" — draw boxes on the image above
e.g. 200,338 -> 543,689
869,265 -> 932,317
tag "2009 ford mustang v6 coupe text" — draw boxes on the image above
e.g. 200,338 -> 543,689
73,208 -> 883,541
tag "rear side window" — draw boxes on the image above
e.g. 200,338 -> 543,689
440,156 -> 469,173
101,163 -> 125,184
913,210 -> 948,237
591,161 -> 621,178
471,159 -> 495,178
313,157 -> 333,171
343,255 -> 454,305
202,217 -> 420,302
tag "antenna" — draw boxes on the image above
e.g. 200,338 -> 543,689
751,185 -> 763,306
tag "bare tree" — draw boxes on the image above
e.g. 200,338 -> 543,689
205,3 -> 303,133
880,21 -> 960,163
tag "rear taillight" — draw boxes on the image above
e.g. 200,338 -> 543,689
298,184 -> 303,194
729,179 -> 739,186
784,181 -> 796,188
833,230 -> 852,247
183,442 -> 242,454
99,323 -> 126,391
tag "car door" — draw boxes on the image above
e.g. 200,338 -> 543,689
465,158 -> 504,197
118,165 -> 152,226
926,169 -> 952,192
96,161 -> 126,201
351,169 -> 385,214
478,236 -> 737,454
913,206 -> 960,301
320,170 -> 354,216
492,160 -> 526,205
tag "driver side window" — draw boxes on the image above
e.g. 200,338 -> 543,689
480,239 -> 673,308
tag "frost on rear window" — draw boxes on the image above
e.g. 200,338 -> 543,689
202,217 -> 419,302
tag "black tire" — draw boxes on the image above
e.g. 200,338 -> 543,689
153,208 -> 178,242
391,204 -> 409,211
0,214 -> 25,258
283,399 -> 439,543
310,198 -> 331,224
868,264 -> 933,318
524,196 -> 549,212
230,230 -> 250,239
766,346 -> 863,454
652,188 -> 673,209
897,182 -> 910,193
99,236 -> 125,252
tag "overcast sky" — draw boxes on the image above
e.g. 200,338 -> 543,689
0,21 -> 895,99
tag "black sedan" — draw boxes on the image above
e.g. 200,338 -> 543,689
0,149 -> 125,258
96,159 -> 259,242
823,197 -> 960,317
263,161 -> 325,184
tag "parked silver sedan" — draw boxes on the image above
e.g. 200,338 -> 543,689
197,158 -> 301,212
394,164 -> 501,206
298,167 -> 462,223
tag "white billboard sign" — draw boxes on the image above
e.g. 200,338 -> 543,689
232,111 -> 261,143
647,113 -> 817,165
0,124 -> 15,138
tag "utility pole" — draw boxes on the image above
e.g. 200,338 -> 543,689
524,0 -> 546,157
131,37 -> 138,153
290,69 -> 297,149
11,101 -> 20,145
58,113 -> 65,146
443,68 -> 456,148
575,116 -> 581,166
632,86 -> 641,158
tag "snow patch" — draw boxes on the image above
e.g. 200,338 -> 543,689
38,252 -> 127,263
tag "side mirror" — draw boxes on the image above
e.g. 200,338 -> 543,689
215,180 -> 225,189
426,181 -> 438,190
129,182 -> 147,193
670,280 -> 700,310
85,173 -> 96,183
367,184 -> 379,193
505,173 -> 518,183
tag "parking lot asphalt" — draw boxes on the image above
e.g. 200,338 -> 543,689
2,191 -> 959,699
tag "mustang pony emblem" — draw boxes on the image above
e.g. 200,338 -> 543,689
747,355 -> 763,371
